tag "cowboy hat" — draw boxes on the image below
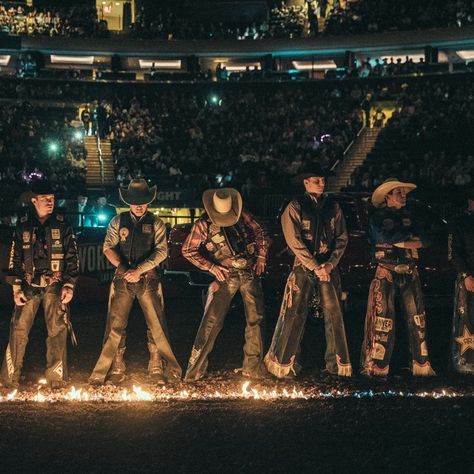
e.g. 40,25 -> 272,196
202,188 -> 243,227
21,180 -> 55,204
291,163 -> 332,185
119,179 -> 157,206
371,177 -> 417,208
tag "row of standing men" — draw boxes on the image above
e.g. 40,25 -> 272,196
1,168 -> 473,388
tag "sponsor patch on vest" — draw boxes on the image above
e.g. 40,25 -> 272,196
51,253 -> 64,259
372,343 -> 386,361
51,229 -> 61,240
402,218 -> 412,227
414,313 -> 426,328
246,243 -> 255,255
206,242 -> 214,251
22,231 -> 30,243
209,224 -> 220,233
302,219 -> 311,230
375,316 -> 393,333
375,251 -> 385,259
119,227 -> 129,241
375,333 -> 389,343
142,224 -> 152,234
211,234 -> 225,244
51,261 -> 60,272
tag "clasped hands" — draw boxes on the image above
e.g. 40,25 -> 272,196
314,263 -> 332,282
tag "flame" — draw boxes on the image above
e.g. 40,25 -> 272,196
0,381 -> 469,403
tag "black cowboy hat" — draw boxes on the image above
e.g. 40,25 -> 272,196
119,179 -> 157,206
21,180 -> 55,204
291,163 -> 332,185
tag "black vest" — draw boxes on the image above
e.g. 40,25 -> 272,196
203,214 -> 256,267
20,214 -> 66,276
118,212 -> 156,266
298,195 -> 338,260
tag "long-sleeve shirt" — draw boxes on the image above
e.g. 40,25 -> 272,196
281,196 -> 348,271
450,212 -> 474,275
103,213 -> 167,273
182,210 -> 269,271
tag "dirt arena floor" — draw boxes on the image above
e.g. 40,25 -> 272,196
0,279 -> 472,473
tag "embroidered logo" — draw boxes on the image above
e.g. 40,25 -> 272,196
51,261 -> 60,272
51,229 -> 61,240
6,344 -> 14,378
52,361 -> 63,378
455,327 -> 474,355
302,220 -> 311,230
375,316 -> 393,333
402,218 -> 412,227
372,343 -> 386,361
142,224 -> 152,234
22,232 -> 30,243
119,228 -> 129,241
414,313 -> 426,328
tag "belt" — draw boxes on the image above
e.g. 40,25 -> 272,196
379,263 -> 415,274
220,257 -> 253,270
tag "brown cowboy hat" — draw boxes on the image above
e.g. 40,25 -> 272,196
202,188 -> 243,227
119,179 -> 157,206
371,177 -> 417,208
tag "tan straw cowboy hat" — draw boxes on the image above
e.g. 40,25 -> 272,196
371,177 -> 417,208
202,188 -> 243,227
119,179 -> 157,206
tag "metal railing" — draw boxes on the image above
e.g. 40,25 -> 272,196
96,126 -> 105,186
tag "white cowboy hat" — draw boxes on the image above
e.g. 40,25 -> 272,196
371,177 -> 417,208
202,188 -> 243,227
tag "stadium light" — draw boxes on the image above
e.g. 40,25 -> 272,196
48,142 -> 59,153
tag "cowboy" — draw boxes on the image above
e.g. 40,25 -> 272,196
0,180 -> 79,389
361,178 -> 436,376
182,188 -> 269,381
89,179 -> 181,385
450,188 -> 474,373
264,164 -> 352,378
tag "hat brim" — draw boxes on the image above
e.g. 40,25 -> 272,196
202,188 -> 243,227
119,185 -> 157,206
371,181 -> 417,208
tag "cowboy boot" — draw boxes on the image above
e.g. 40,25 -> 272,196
148,344 -> 166,385
108,347 -> 126,385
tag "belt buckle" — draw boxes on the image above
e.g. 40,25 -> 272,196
394,264 -> 410,274
231,258 -> 247,269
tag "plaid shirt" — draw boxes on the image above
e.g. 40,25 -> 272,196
182,210 -> 270,271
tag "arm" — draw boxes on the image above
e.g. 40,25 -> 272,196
327,203 -> 348,269
60,223 -> 80,304
281,201 -> 319,272
182,219 -> 214,271
135,218 -> 168,273
241,210 -> 271,275
450,223 -> 469,275
103,215 -> 127,272
7,227 -> 24,292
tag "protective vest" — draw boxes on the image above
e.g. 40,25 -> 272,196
20,214 -> 66,277
118,212 -> 155,267
298,195 -> 338,260
203,215 -> 256,268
